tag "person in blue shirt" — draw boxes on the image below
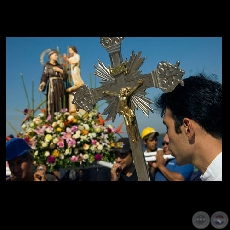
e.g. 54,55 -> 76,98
146,133 -> 194,181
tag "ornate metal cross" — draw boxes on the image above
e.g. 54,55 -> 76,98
72,37 -> 185,181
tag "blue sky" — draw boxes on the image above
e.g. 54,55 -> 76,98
6,37 -> 222,137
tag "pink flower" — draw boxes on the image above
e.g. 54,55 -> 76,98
57,136 -> 64,147
91,139 -> 97,145
34,126 -> 46,135
57,141 -> 64,148
61,108 -> 68,112
68,139 -> 76,147
46,114 -> 51,121
71,125 -> 78,132
95,154 -> 102,161
62,129 -> 72,142
70,155 -> 78,162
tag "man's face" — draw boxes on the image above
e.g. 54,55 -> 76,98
162,133 -> 171,154
8,155 -> 32,180
163,108 -> 190,165
114,152 -> 133,170
144,137 -> 158,152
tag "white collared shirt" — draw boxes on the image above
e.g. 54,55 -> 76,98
200,152 -> 222,181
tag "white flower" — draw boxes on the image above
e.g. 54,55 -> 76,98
83,154 -> 89,160
80,135 -> 88,142
53,137 -> 58,143
42,142 -> 48,148
59,154 -> 64,160
38,113 -> 45,118
29,122 -> 35,127
94,127 -> 101,133
83,124 -> 89,130
52,122 -> 57,127
78,125 -> 84,130
33,118 -> 42,125
67,115 -> 74,121
59,122 -> 64,128
97,144 -> 103,151
90,145 -> 97,151
34,150 -> 38,156
65,149 -> 71,154
27,128 -> 34,133
45,127 -> 53,133
92,132 -> 97,138
44,151 -> 50,157
21,124 -> 26,129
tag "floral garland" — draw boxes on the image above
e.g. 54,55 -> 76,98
20,108 -> 121,172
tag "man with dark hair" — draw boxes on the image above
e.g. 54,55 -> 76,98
6,138 -> 58,181
96,137 -> 154,181
154,73 -> 222,181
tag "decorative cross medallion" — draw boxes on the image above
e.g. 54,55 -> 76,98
73,37 -> 185,181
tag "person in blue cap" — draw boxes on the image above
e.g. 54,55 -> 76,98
6,138 -> 57,181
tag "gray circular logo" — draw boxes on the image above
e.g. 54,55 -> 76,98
211,211 -> 229,229
192,211 -> 210,229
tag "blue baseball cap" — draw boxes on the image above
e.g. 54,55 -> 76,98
6,138 -> 31,161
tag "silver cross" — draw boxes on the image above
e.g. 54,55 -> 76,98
72,37 -> 185,181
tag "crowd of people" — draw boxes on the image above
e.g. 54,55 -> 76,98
142,127 -> 196,181
6,45 -> 222,182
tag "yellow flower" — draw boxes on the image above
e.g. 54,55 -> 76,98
72,118 -> 77,123
81,129 -> 88,135
110,141 -> 115,147
45,134 -> 52,142
83,143 -> 90,150
52,149 -> 60,157
56,127 -> 62,132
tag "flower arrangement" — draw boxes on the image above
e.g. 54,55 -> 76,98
6,46 -> 125,172
20,107 -> 122,171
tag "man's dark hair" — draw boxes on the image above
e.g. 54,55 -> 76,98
155,73 -> 222,139
19,150 -> 33,161
114,149 -> 132,158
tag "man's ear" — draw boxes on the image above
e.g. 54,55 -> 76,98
183,118 -> 190,133
183,118 -> 195,139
